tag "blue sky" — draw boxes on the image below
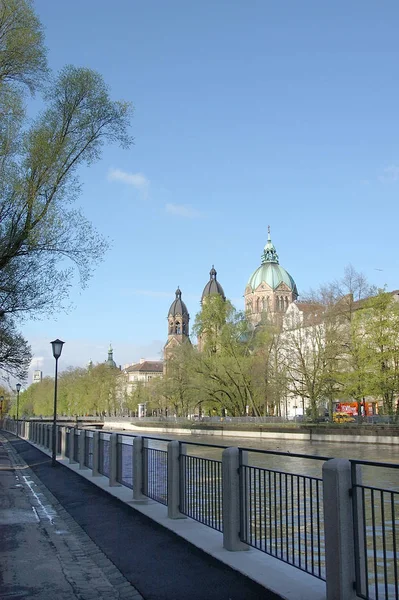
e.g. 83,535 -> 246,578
24,0 -> 399,380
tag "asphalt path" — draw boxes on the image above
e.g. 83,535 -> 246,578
7,436 -> 280,600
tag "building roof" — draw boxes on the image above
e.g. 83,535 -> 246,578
168,287 -> 189,317
125,361 -> 164,373
247,228 -> 298,296
201,266 -> 226,302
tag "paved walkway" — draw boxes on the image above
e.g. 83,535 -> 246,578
0,433 -> 280,600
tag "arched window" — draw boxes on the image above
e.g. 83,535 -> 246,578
175,321 -> 181,334
256,298 -> 260,312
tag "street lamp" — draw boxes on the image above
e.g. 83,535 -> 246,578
0,395 -> 4,422
51,339 -> 64,467
16,383 -> 21,436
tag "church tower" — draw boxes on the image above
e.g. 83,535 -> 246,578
244,227 -> 298,324
163,287 -> 190,363
198,266 -> 226,352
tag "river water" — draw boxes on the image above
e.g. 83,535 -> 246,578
110,428 -> 398,598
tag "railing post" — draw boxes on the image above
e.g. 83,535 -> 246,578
69,428 -> 76,464
109,433 -> 121,487
26,421 -> 30,441
323,458 -> 357,600
92,431 -> 100,476
60,427 -> 67,459
132,436 -> 145,501
78,431 -> 87,469
222,447 -> 248,551
40,423 -> 44,446
167,440 -> 186,519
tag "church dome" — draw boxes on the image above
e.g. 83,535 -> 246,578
168,287 -> 189,317
106,344 -> 117,368
201,266 -> 226,302
247,230 -> 298,296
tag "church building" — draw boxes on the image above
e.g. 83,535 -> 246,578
245,227 -> 298,323
163,227 -> 297,354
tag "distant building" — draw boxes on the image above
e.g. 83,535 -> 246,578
105,344 -> 118,368
245,227 -> 298,323
33,370 -> 42,384
124,359 -> 163,394
163,287 -> 190,364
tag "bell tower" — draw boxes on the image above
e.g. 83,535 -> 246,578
164,287 -> 190,363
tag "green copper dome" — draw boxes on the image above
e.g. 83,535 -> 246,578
247,229 -> 298,295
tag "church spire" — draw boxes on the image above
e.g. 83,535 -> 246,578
261,226 -> 279,264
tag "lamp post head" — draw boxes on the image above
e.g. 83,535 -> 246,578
16,383 -> 21,393
51,339 -> 65,360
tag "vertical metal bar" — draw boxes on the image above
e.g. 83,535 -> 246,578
291,473 -> 295,566
258,466 -> 261,549
371,489 -> 379,600
362,486 -> 369,599
285,472 -> 289,563
391,492 -> 398,600
380,490 -> 388,600
310,478 -> 314,575
268,469 -> 272,553
297,475 -> 301,569
274,470 -> 277,556
303,477 -> 308,572
279,472 -> 283,558
249,467 -> 253,546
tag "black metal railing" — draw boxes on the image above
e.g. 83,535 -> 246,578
98,435 -> 110,477
239,463 -> 325,579
116,435 -> 134,489
57,428 -> 62,454
352,461 -> 399,600
180,452 -> 223,532
84,432 -> 93,469
73,430 -> 80,462
143,445 -> 168,505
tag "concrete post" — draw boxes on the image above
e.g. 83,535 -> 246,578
109,433 -> 121,487
40,423 -> 44,446
61,427 -> 67,459
69,428 -> 77,464
26,422 -> 30,442
222,447 -> 249,551
78,430 -> 87,469
92,431 -> 100,476
132,436 -> 145,501
323,458 -> 357,600
167,440 -> 187,519
47,425 -> 51,449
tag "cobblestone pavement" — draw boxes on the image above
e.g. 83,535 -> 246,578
0,433 -> 143,600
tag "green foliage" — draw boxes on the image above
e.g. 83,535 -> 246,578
0,0 -> 133,381
18,362 -> 123,417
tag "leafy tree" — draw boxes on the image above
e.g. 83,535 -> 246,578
0,0 -> 132,380
0,315 -> 31,379
354,291 -> 399,417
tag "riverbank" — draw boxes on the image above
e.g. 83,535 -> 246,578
104,419 -> 399,445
